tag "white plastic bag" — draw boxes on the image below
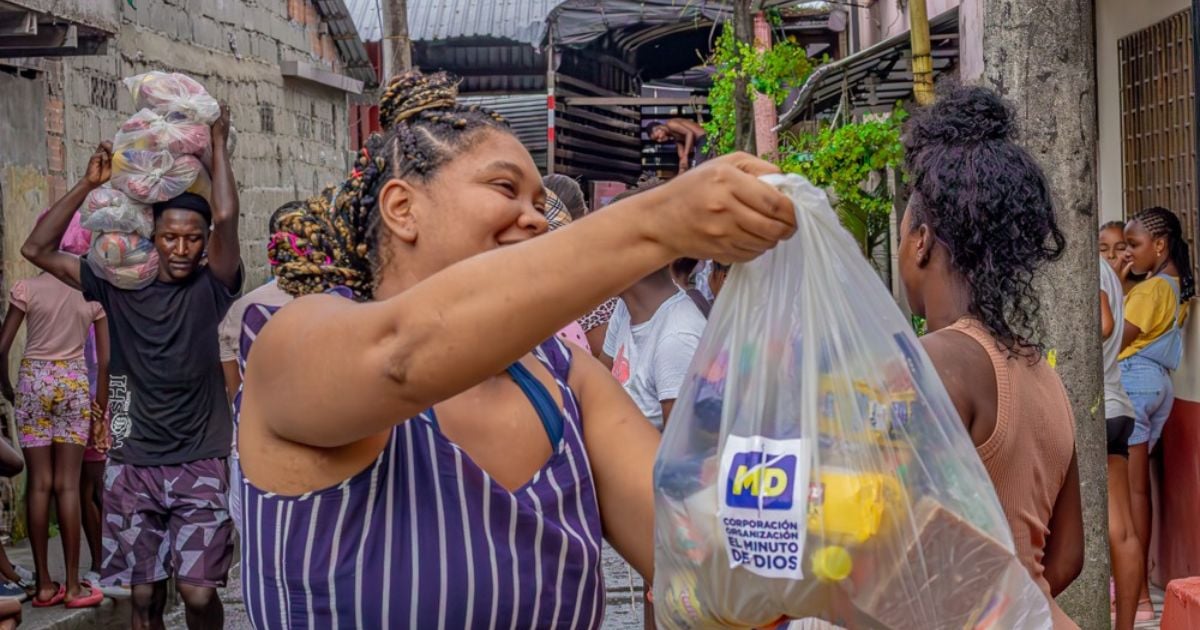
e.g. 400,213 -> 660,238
86,232 -> 159,291
110,149 -> 203,204
114,109 -> 211,156
652,174 -> 1052,630
81,186 -> 153,238
123,71 -> 220,124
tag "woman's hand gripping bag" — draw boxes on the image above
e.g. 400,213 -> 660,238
652,174 -> 1052,630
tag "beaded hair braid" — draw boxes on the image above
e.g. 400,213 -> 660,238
1131,206 -> 1196,301
271,70 -> 509,299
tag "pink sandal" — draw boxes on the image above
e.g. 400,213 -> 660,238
1135,598 -> 1156,622
31,582 -> 65,607
64,582 -> 103,609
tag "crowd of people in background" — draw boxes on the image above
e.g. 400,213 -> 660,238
1100,208 -> 1194,629
0,69 -> 1185,630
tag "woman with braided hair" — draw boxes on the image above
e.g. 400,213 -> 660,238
236,70 -> 795,628
1117,205 -> 1194,619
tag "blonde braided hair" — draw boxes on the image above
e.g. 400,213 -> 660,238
272,70 -> 509,299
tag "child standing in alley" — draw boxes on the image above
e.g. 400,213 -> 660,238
0,213 -> 106,608
1118,206 -> 1194,620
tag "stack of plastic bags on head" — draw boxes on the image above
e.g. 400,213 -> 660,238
80,186 -> 157,289
89,72 -> 225,289
652,174 -> 1053,630
112,72 -> 219,204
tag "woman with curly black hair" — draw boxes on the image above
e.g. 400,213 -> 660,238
898,85 -> 1083,629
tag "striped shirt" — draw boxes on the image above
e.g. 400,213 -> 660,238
237,304 -> 606,628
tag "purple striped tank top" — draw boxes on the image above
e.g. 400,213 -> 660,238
239,337 -> 606,629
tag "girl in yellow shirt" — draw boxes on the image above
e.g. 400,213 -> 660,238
1118,206 -> 1194,618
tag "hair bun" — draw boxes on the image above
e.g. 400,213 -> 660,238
914,85 -> 1014,145
380,70 -> 460,129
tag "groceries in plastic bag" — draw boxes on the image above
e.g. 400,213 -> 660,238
123,71 -> 220,124
81,186 -> 153,238
115,109 -> 211,156
652,174 -> 1052,630
85,232 -> 158,291
110,150 -> 202,204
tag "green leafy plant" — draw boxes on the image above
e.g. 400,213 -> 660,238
911,314 -> 927,336
703,23 -> 905,269
704,27 -> 817,155
777,110 -> 907,262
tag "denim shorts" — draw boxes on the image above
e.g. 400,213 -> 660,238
1120,356 -> 1174,448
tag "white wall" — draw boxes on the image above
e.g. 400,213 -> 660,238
1096,0 -> 1189,224
854,0 -> 961,48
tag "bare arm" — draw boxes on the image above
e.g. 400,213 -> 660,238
206,105 -> 241,290
1120,321 -> 1141,353
243,154 -> 796,448
0,433 -> 21,477
681,130 -> 695,160
660,399 -> 675,428
93,320 -> 110,421
584,323 -> 608,360
0,305 -> 25,404
21,143 -> 112,288
222,361 -> 241,404
1043,450 -> 1084,596
573,350 -> 660,580
1101,290 -> 1114,341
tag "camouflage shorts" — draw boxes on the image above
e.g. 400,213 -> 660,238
101,458 -> 233,588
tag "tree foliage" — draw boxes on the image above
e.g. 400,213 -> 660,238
777,111 -> 907,261
704,26 -> 816,156
704,19 -> 907,265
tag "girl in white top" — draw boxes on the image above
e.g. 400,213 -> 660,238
1100,256 -> 1144,629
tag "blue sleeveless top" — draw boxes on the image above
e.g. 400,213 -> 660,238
238,313 -> 606,628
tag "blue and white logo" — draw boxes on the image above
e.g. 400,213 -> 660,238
724,451 -> 797,510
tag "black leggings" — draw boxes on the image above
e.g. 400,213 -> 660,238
1108,415 -> 1135,458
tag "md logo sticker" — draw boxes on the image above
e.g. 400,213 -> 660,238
725,452 -> 797,510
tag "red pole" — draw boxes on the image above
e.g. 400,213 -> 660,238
752,12 -> 778,157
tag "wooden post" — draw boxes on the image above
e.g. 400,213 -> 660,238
752,12 -> 778,157
979,1 -> 1108,626
733,0 -> 756,154
382,0 -> 412,78
909,0 -> 934,105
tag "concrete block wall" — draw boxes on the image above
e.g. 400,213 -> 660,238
0,65 -> 55,536
55,0 -> 354,288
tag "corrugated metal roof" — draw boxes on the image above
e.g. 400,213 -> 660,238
776,6 -> 960,127
348,0 -> 383,42
547,0 -> 802,46
312,0 -> 378,87
462,93 -> 548,169
346,0 -> 560,45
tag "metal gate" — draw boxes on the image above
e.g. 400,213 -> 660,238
1119,8 -> 1197,261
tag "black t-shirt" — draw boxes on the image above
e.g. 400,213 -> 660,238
80,258 -> 242,466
